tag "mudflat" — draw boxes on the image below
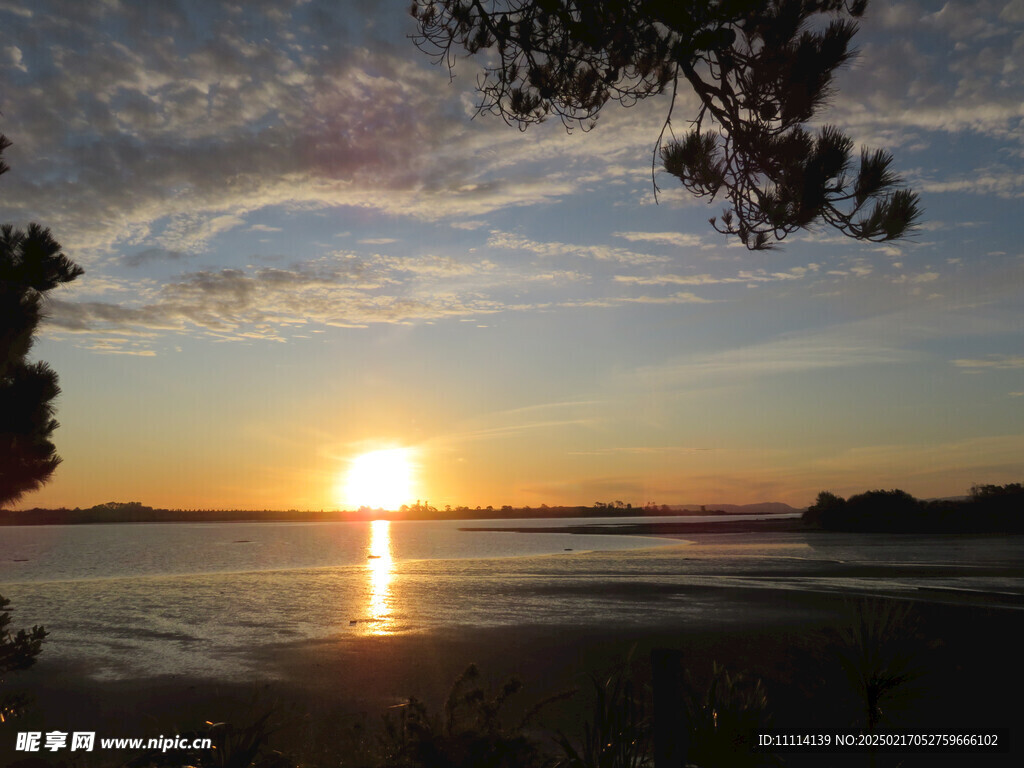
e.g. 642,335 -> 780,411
5,580 -> 1022,766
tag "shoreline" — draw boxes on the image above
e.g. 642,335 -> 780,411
460,516 -> 807,536
0,508 -> 802,526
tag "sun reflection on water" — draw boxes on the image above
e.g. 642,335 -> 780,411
365,519 -> 394,634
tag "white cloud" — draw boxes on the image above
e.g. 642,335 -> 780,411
40,244 -> 686,347
919,168 -> 1024,198
487,231 -> 668,265
158,214 -> 247,253
892,272 -> 941,284
612,231 -> 705,248
826,3 -> 1024,151
560,292 -> 713,308
4,45 -> 27,72
613,265 -> 817,287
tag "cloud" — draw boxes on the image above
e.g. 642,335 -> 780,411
805,434 -> 1024,486
5,0 -> 1022,360
439,418 -> 595,443
0,2 -> 33,18
624,308 -> 958,391
951,355 -> 1024,370
892,272 -> 941,284
43,242 -> 675,345
428,400 -> 607,452
565,445 -> 713,456
45,250 -> 510,341
0,0 -> 663,263
42,234 -> 725,347
918,168 -> 1024,198
487,231 -> 668,265
560,292 -> 713,308
669,338 -> 909,381
613,265 -> 817,287
122,247 -> 190,267
4,45 -> 27,72
826,3 -> 1024,150
5,0 -> 1015,280
156,214 -> 248,253
82,339 -> 158,357
612,231 -> 705,248
1002,0 -> 1024,23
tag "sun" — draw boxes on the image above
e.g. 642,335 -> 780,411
342,448 -> 414,510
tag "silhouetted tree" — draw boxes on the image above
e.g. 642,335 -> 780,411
807,488 -> 922,531
412,0 -> 920,249
803,489 -> 846,527
0,593 -> 47,722
845,488 -> 920,529
0,132 -> 84,508
969,482 -> 1024,502
968,482 -> 1024,530
807,483 -> 1024,532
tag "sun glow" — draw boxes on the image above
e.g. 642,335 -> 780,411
343,448 -> 414,510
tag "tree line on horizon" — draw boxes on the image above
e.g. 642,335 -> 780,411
802,483 -> 1024,533
0,500 -> 724,525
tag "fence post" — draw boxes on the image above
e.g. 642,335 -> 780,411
651,648 -> 688,768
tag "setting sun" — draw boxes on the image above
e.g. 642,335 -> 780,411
342,448 -> 414,510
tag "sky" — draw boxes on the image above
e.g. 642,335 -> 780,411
2,0 -> 1023,511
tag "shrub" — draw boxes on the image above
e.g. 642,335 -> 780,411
0,593 -> 46,723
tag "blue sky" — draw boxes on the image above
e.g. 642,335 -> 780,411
2,0 -> 1023,510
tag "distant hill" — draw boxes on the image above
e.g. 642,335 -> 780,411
668,502 -> 803,515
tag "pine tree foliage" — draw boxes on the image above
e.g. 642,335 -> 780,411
412,0 -> 920,249
0,133 -> 84,508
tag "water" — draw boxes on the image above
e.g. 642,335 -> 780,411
0,518 -> 677,583
1,519 -> 1021,681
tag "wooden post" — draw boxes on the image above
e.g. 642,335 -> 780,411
651,648 -> 688,768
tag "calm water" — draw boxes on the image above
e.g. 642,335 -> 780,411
1,519 -> 1022,681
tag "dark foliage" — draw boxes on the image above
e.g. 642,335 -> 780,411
0,594 -> 47,723
411,0 -> 920,249
0,133 -> 83,508
379,664 -> 544,768
126,716 -> 296,768
553,666 -> 649,768
803,483 -> 1024,532
683,663 -> 775,768
830,598 -> 927,734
